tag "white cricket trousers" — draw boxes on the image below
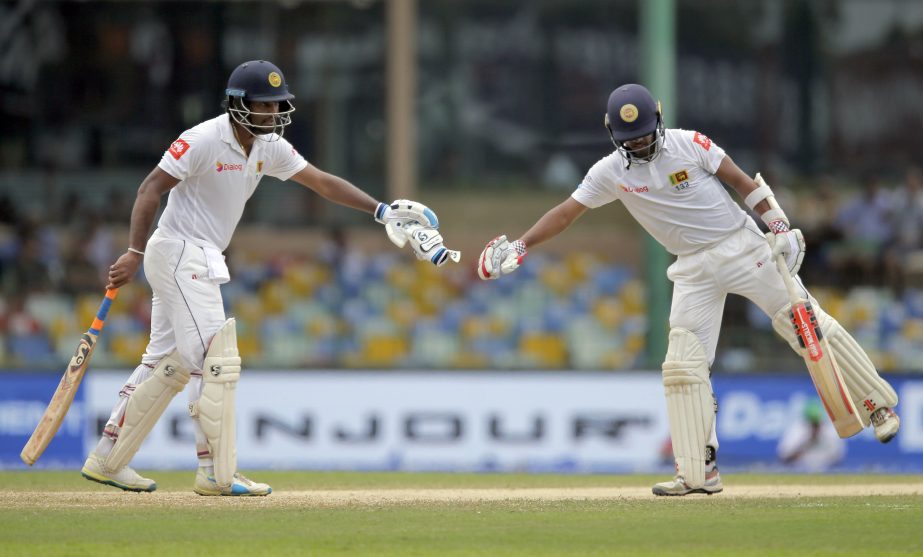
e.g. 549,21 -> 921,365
141,229 -> 228,369
100,228 -> 228,451
667,218 -> 808,367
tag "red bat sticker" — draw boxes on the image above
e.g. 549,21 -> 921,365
792,304 -> 824,362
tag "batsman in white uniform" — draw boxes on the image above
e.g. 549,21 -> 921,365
477,84 -> 901,496
81,60 -> 458,495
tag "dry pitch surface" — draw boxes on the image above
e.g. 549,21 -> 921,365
4,482 -> 922,508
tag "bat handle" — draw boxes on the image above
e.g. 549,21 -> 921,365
89,288 -> 119,335
774,252 -> 801,305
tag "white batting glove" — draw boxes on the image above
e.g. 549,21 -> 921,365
400,223 -> 461,267
477,235 -> 527,280
765,229 -> 805,275
375,199 -> 440,248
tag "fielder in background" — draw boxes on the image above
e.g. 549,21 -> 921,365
777,398 -> 846,472
476,83 -> 900,496
82,60 -> 457,496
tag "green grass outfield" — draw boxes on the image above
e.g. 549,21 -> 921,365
1,471 -> 922,556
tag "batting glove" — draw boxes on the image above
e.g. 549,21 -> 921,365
375,199 -> 440,248
477,235 -> 526,280
403,223 -> 461,267
765,229 -> 805,276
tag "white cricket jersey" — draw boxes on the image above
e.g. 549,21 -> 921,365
572,128 -> 748,256
156,114 -> 308,251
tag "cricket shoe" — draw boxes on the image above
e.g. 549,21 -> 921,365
193,468 -> 272,496
871,407 -> 900,444
652,468 -> 723,496
81,452 -> 156,492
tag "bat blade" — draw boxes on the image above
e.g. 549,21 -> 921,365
20,332 -> 99,465
790,300 -> 864,439
20,288 -> 118,466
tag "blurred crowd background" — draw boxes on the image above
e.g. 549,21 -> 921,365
1,0 -> 922,373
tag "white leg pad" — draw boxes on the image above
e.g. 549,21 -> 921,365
772,303 -> 898,425
189,318 -> 241,489
104,351 -> 190,472
662,328 -> 715,488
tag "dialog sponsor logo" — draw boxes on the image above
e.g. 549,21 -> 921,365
216,161 -> 244,172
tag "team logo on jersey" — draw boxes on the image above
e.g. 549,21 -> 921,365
256,161 -> 264,173
268,72 -> 282,87
693,132 -> 712,151
215,161 -> 244,172
669,169 -> 691,191
619,104 -> 638,123
168,138 -> 190,160
619,184 -> 649,194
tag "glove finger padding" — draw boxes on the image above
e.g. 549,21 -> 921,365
477,235 -> 506,280
404,223 -> 461,267
377,199 -> 441,248
389,199 -> 439,228
477,235 -> 526,280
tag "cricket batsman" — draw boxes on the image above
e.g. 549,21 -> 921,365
81,60 -> 458,495
476,83 -> 900,496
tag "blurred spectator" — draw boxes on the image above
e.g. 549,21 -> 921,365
1,295 -> 55,365
777,398 -> 846,472
60,236 -> 105,296
0,229 -> 54,298
797,175 -> 844,286
0,193 -> 19,226
831,175 -> 894,286
885,166 -> 923,292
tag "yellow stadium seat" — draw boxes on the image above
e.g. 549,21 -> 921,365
259,281 -> 289,315
111,333 -> 148,364
237,334 -> 262,360
453,350 -> 489,368
520,333 -> 567,367
363,334 -> 408,366
593,298 -> 624,328
539,265 -> 571,296
620,280 -> 646,315
386,301 -> 419,328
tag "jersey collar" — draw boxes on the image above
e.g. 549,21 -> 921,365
219,114 -> 249,157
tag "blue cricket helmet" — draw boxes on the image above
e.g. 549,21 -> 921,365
226,60 -> 295,102
225,60 -> 295,139
604,84 -> 665,165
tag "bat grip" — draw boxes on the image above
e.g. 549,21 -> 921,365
773,252 -> 799,302
89,288 -> 119,335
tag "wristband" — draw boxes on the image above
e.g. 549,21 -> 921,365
128,247 -> 145,255
761,208 -> 790,234
374,202 -> 388,223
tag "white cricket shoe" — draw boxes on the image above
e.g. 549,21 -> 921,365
81,452 -> 156,492
652,468 -> 723,496
193,468 -> 272,496
871,407 -> 900,444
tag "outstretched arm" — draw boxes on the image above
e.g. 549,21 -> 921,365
518,196 -> 589,248
290,162 -> 379,215
478,196 -> 588,280
290,162 -> 460,266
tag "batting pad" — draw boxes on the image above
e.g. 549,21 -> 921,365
190,318 -> 241,489
105,351 -> 190,472
772,304 -> 898,426
662,328 -> 715,488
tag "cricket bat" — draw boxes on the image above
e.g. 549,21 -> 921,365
775,256 -> 863,438
20,288 -> 119,466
